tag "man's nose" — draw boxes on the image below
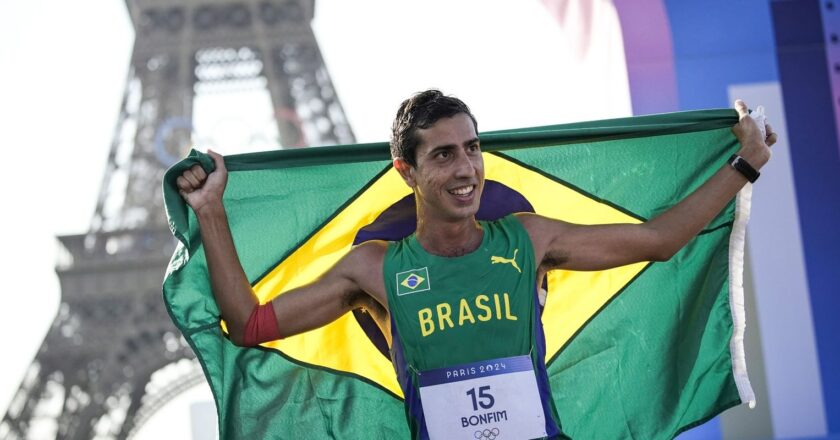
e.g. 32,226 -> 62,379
453,151 -> 477,178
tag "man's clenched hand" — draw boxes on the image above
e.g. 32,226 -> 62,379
731,99 -> 777,170
176,150 -> 228,214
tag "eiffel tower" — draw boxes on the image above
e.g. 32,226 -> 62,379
0,1 -> 353,438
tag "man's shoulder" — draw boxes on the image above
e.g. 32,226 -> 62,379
510,212 -> 555,246
484,212 -> 536,233
349,239 -> 390,260
510,212 -> 544,229
340,240 -> 389,301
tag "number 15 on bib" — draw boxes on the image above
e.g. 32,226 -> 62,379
417,355 -> 547,440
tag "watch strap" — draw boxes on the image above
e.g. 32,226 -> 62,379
728,154 -> 760,183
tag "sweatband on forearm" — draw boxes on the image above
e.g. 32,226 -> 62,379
242,302 -> 282,346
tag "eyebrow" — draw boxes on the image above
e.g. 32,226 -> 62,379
428,137 -> 480,154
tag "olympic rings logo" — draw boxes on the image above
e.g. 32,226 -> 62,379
474,427 -> 500,440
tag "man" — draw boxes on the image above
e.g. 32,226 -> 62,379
176,90 -> 775,439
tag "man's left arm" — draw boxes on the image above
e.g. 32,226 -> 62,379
519,100 -> 777,272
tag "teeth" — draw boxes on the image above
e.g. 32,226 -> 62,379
449,185 -> 474,196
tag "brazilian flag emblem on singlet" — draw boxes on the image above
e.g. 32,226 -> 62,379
397,268 -> 430,295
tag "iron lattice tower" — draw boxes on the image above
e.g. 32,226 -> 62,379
0,1 -> 353,438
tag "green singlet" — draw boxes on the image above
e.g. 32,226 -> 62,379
384,215 -> 566,440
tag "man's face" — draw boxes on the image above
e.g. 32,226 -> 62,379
399,113 -> 484,222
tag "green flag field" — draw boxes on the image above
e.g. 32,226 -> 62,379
162,109 -> 754,439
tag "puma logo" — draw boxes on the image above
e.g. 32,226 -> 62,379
491,249 -> 521,273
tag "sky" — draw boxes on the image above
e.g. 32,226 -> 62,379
0,0 -> 631,437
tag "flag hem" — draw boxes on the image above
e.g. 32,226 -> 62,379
728,184 -> 756,405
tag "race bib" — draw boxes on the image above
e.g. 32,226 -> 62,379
418,355 -> 546,440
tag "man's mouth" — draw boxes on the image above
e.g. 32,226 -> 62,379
448,185 -> 475,197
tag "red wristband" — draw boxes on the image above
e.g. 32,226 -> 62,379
242,302 -> 282,346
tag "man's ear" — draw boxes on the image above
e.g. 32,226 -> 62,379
393,158 -> 416,187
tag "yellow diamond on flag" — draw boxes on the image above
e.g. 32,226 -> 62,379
244,153 -> 648,399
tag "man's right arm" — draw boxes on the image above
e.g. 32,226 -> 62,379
176,151 -> 386,345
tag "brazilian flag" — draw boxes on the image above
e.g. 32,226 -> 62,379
162,109 -> 754,439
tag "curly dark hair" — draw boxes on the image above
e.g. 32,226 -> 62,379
390,89 -> 478,166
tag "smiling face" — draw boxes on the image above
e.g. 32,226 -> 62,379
395,112 -> 484,223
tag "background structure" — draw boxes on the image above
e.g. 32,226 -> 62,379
0,1 -> 837,439
1,1 -> 353,438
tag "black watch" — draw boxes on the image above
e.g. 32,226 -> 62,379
728,154 -> 760,183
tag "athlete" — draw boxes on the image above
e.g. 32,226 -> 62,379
176,90 -> 776,439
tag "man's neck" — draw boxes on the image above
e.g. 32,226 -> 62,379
415,216 -> 483,257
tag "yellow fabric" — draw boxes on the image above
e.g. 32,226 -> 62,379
249,153 -> 646,397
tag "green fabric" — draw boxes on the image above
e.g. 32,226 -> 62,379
162,109 -> 749,439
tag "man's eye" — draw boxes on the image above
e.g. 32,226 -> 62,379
437,151 -> 450,159
468,144 -> 480,152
